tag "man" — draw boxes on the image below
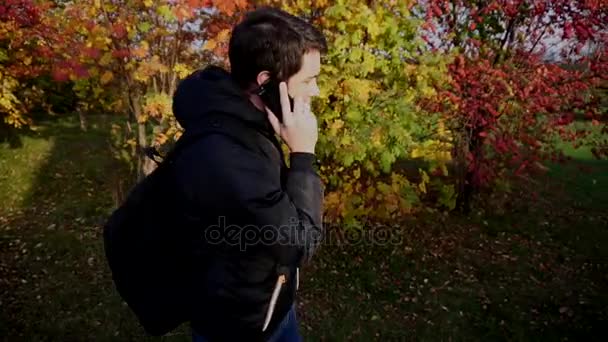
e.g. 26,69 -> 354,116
171,7 -> 327,342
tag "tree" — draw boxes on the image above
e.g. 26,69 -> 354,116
417,0 -> 608,213
0,0 -> 57,132
49,0 -> 248,179
250,0 -> 453,224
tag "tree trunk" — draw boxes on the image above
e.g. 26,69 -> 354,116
136,122 -> 158,179
456,129 -> 482,214
128,93 -> 148,181
454,135 -> 469,213
136,121 -> 147,181
77,105 -> 87,132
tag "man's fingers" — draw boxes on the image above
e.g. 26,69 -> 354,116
279,82 -> 295,126
293,96 -> 313,116
293,96 -> 307,115
265,107 -> 281,136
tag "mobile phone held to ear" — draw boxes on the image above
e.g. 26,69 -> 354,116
257,78 -> 293,123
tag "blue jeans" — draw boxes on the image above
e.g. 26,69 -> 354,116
192,305 -> 302,342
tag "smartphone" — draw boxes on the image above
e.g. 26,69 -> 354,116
257,78 -> 294,123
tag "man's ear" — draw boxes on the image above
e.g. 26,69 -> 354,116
256,71 -> 271,86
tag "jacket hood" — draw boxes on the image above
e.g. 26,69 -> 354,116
172,65 -> 271,133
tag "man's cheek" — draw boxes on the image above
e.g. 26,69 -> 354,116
286,79 -> 299,97
288,87 -> 299,99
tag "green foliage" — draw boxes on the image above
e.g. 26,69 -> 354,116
275,0 -> 452,224
110,122 -> 137,176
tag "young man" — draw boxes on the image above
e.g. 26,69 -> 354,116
171,7 -> 327,342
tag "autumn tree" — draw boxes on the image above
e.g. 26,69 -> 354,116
418,0 -> 608,213
243,0 -> 453,225
49,0 -> 248,179
0,0 -> 59,135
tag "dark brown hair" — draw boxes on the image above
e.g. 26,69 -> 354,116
228,7 -> 327,87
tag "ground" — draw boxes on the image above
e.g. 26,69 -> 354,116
1,115 -> 606,341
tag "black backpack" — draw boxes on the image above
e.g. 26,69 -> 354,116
103,113 -> 261,336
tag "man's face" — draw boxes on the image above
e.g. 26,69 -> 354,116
287,50 -> 321,101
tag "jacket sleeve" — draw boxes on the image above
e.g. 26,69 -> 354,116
283,152 -> 324,263
184,135 -> 324,268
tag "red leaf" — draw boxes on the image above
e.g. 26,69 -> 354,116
515,161 -> 528,176
562,22 -> 574,39
82,47 -> 101,59
112,23 -> 127,39
111,49 -> 130,59
85,20 -> 95,31
431,4 -> 442,17
73,64 -> 89,79
52,67 -> 69,82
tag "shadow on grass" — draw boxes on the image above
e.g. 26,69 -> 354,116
0,115 -> 189,341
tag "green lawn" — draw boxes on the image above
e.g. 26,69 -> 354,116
1,115 -> 606,341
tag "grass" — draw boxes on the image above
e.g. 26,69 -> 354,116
1,115 -> 607,341
0,116 -> 151,341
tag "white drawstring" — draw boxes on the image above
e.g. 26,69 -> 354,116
262,274 -> 286,331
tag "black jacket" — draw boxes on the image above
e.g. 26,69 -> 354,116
171,66 -> 324,341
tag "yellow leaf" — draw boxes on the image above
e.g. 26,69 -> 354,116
421,170 -> 430,183
173,63 -> 192,79
216,29 -> 230,41
144,0 -> 153,7
100,71 -> 114,85
411,147 -> 421,158
418,181 -> 427,194
371,127 -> 383,147
204,39 -> 217,51
343,78 -> 377,103
132,41 -> 149,59
99,53 -> 113,66
329,119 -> 344,135
156,133 -> 168,145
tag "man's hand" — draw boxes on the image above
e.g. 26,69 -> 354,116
266,82 -> 318,154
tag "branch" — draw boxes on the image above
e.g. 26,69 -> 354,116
528,23 -> 549,54
494,17 -> 516,65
